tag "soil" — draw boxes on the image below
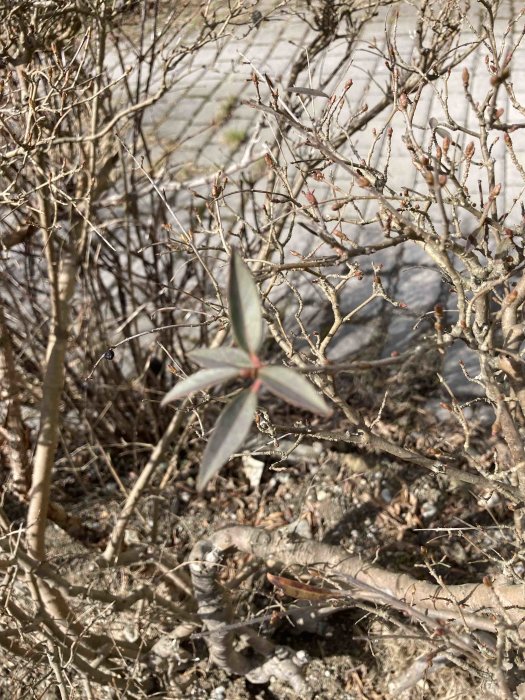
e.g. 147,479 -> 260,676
64,408 -> 510,698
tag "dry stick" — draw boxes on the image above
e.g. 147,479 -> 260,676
272,421 -> 520,504
499,271 -> 525,416
0,303 -> 31,496
6,577 -> 138,689
26,244 -> 79,561
46,639 -> 69,700
103,319 -> 229,563
102,405 -> 188,563
190,540 -> 306,692
22,24 -> 138,676
0,221 -> 38,250
0,532 -> 195,622
205,526 -> 525,632
25,17 -> 105,560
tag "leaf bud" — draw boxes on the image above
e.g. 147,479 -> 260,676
489,183 -> 501,199
305,190 -> 318,205
464,141 -> 475,159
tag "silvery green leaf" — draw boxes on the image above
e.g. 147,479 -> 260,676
259,366 -> 333,417
190,347 -> 252,369
286,86 -> 329,98
197,388 -> 258,491
161,367 -> 241,405
228,248 -> 264,355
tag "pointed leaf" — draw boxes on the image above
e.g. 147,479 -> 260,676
190,347 -> 253,369
286,86 -> 330,98
259,366 -> 333,417
267,573 -> 345,601
197,388 -> 257,491
161,367 -> 240,405
228,248 -> 264,355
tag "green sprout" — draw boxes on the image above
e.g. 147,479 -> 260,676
162,249 -> 333,491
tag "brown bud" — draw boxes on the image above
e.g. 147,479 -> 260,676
489,183 -> 501,199
490,67 -> 510,85
462,67 -> 469,87
494,107 -> 504,120
398,93 -> 408,110
434,304 -> 444,317
305,190 -> 318,205
357,176 -> 370,188
436,145 -> 442,160
438,174 -> 448,186
264,153 -> 274,167
464,141 -> 475,159
443,136 -> 451,153
504,289 -> 518,304
504,132 -> 512,146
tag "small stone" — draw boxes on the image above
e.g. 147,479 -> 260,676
421,502 -> 437,519
294,649 -> 309,664
381,488 -> 393,503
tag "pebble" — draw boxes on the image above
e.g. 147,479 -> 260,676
420,502 -> 437,519
380,488 -> 393,503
